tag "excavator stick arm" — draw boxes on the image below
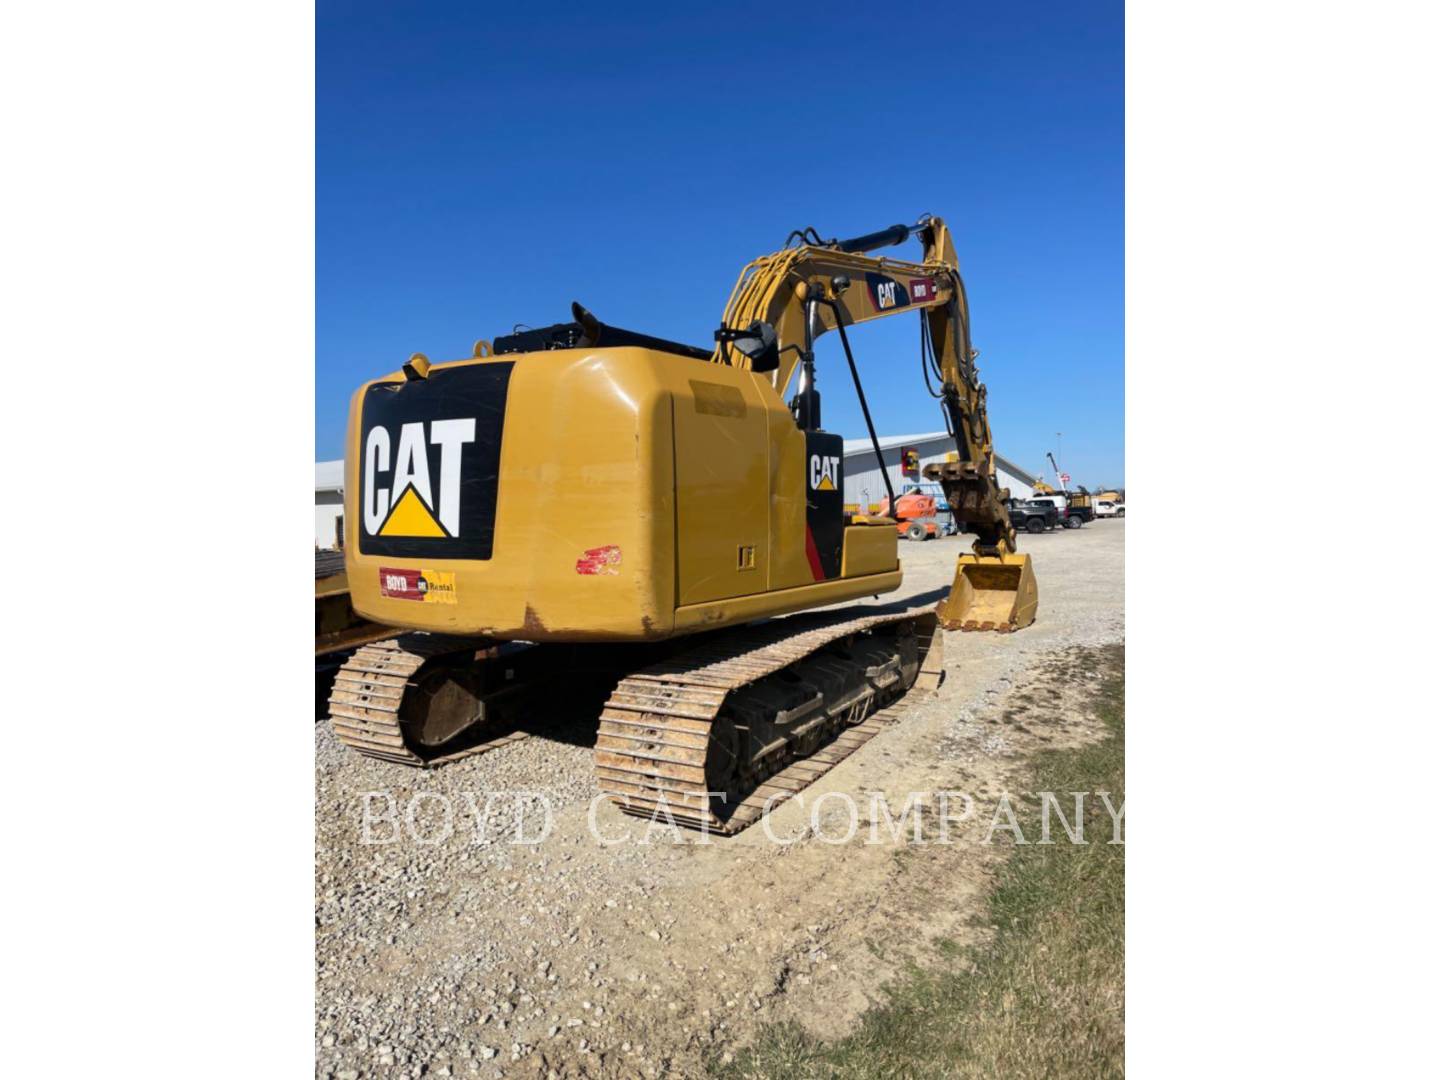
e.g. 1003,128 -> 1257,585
714,217 -> 1036,632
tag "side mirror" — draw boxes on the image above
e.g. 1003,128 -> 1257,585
720,320 -> 780,372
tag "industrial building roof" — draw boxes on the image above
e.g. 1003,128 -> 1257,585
841,431 -> 950,455
840,432 -> 1037,486
315,459 -> 344,492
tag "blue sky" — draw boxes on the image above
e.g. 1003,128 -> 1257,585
318,1 -> 1123,488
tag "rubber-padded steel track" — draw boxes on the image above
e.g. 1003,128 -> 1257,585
327,635 -> 530,766
595,605 -> 944,834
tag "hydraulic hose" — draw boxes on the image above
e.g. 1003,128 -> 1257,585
823,298 -> 896,512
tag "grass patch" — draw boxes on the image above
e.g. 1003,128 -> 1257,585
717,643 -> 1125,1079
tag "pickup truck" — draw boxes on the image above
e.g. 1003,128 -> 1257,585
1066,487 -> 1096,524
1027,493 -> 1080,528
1009,499 -> 1060,534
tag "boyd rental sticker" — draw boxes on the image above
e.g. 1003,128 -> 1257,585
379,567 -> 458,604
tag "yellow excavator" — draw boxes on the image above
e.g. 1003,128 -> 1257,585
328,216 -> 1037,832
315,549 -> 393,714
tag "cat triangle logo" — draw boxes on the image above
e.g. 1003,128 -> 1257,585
378,485 -> 447,538
809,453 -> 840,492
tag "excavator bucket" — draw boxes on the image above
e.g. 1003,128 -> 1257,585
935,553 -> 1038,632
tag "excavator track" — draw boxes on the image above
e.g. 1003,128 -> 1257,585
595,606 -> 944,834
327,635 -> 533,766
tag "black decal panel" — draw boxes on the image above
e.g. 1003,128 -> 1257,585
864,272 -> 911,312
804,431 -> 844,580
358,362 -> 513,561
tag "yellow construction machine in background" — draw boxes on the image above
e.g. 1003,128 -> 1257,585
315,548 -> 393,714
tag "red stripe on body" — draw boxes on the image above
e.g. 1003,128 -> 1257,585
804,525 -> 826,580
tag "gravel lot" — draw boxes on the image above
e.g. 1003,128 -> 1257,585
316,520 -> 1124,1079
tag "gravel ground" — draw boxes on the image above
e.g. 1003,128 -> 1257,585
316,520 -> 1124,1078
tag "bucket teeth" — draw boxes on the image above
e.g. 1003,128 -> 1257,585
936,552 -> 1038,633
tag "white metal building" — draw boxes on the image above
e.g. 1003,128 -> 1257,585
841,432 -> 1037,513
315,460 -> 344,548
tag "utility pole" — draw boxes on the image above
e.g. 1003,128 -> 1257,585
1056,432 -> 1063,483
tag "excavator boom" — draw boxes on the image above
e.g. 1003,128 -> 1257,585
713,216 -> 1037,631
